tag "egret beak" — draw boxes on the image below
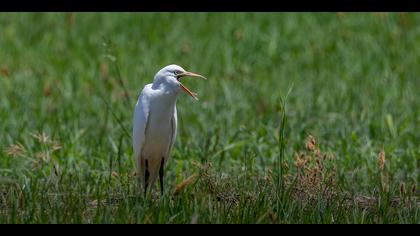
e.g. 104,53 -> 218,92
177,71 -> 207,80
177,71 -> 207,101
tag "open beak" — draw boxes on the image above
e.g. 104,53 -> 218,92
177,71 -> 207,101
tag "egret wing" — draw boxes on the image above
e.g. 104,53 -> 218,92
132,85 -> 152,174
167,106 -> 177,158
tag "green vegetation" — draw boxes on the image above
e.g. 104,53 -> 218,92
0,13 -> 418,223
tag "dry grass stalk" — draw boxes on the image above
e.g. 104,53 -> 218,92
173,174 -> 197,195
290,135 -> 338,206
111,171 -> 119,178
377,150 -> 385,171
1,65 -> 9,78
199,163 -> 240,206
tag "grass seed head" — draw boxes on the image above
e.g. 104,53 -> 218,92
30,131 -> 62,152
290,135 -> 339,205
377,150 -> 385,171
305,135 -> 316,151
35,152 -> 46,160
264,168 -> 272,183
111,171 -> 119,178
400,182 -> 406,195
50,141 -> 62,152
294,152 -> 307,169
3,143 -> 26,158
30,131 -> 50,144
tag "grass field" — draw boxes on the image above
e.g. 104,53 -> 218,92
0,13 -> 419,224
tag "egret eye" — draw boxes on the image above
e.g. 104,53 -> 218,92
174,71 -> 181,80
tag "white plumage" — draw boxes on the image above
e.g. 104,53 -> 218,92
132,64 -> 206,195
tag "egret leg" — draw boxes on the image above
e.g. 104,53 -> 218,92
159,158 -> 165,195
144,160 -> 149,196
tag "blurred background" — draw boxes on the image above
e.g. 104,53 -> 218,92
0,13 -> 419,195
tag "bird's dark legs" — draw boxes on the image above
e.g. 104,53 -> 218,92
144,160 -> 149,197
159,158 -> 165,195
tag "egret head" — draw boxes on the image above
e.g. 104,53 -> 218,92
153,64 -> 206,100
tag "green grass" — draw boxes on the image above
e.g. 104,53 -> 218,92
0,13 -> 419,224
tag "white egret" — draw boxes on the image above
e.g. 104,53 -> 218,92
132,64 -> 206,195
